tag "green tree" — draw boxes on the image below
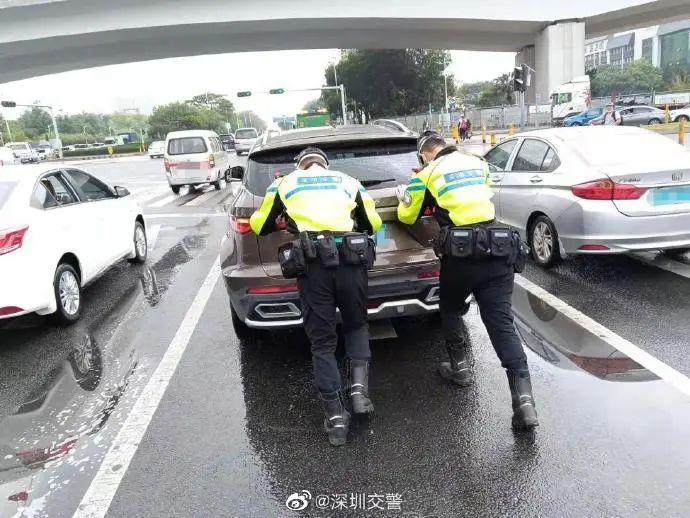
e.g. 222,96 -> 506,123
109,113 -> 149,135
19,107 -> 52,139
236,110 -> 267,132
186,93 -> 236,131
475,74 -> 514,107
663,62 -> 690,91
590,60 -> 664,97
302,98 -> 326,112
320,49 -> 455,119
0,116 -> 29,143
148,102 -> 205,139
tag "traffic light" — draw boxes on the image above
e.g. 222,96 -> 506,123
236,91 -> 252,98
521,64 -> 532,89
269,88 -> 285,95
513,67 -> 525,93
1,101 -> 17,108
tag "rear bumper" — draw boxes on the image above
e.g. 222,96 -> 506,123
222,266 -> 440,330
555,200 -> 690,254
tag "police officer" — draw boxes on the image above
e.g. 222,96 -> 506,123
396,131 -> 538,429
249,147 -> 383,446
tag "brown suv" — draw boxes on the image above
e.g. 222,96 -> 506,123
220,125 -> 440,333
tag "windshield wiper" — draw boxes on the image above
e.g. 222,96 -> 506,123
360,178 -> 397,187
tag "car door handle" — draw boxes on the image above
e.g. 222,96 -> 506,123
490,175 -> 502,183
529,176 -> 543,183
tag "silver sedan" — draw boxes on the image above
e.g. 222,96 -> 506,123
484,126 -> 690,267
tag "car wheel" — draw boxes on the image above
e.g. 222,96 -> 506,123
171,185 -> 180,194
68,333 -> 103,391
231,304 -> 258,340
128,221 -> 147,264
53,263 -> 82,325
212,180 -> 222,190
662,248 -> 690,258
224,169 -> 232,182
571,122 -> 581,126
648,118 -> 662,125
677,115 -> 690,123
529,215 -> 561,268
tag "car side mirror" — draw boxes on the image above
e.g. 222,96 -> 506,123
114,186 -> 130,197
230,166 -> 244,180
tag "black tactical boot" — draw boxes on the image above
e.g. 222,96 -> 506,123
507,369 -> 539,429
438,346 -> 473,386
348,359 -> 374,414
320,391 -> 351,446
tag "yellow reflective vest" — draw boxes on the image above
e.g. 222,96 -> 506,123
250,164 -> 383,235
397,148 -> 495,227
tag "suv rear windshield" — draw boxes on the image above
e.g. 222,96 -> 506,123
0,182 -> 16,209
7,144 -> 26,151
167,137 -> 208,155
245,143 -> 418,196
235,129 -> 258,139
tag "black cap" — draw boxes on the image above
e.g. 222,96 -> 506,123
294,147 -> 329,167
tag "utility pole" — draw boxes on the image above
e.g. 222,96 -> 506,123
340,85 -> 347,125
4,118 -> 12,142
443,53 -> 449,116
332,61 -> 338,87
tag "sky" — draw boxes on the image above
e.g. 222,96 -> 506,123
0,49 -> 516,123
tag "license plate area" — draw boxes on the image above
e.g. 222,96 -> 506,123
652,186 -> 690,206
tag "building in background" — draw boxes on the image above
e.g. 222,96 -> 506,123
585,20 -> 689,71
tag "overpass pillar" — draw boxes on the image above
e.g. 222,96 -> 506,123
518,21 -> 585,107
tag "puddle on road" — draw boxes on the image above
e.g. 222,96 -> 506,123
512,284 -> 657,383
0,227 -> 211,517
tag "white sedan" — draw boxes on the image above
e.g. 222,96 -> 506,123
0,164 -> 147,324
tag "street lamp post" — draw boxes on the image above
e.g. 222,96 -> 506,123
82,125 -> 88,145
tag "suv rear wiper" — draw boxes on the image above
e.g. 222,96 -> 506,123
360,178 -> 397,187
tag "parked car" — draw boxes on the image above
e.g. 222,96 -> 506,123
163,130 -> 230,194
563,107 -> 603,127
0,147 -> 19,166
221,125 -> 442,334
0,165 -> 147,324
483,126 -> 690,267
5,142 -> 39,163
147,140 -> 165,159
234,127 -> 259,155
618,105 -> 665,126
670,104 -> 690,123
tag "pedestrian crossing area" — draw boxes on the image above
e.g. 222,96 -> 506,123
127,181 -> 239,212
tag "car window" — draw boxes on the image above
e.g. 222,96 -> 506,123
8,144 -> 26,151
0,182 -> 17,209
235,129 -> 258,139
167,137 -> 208,155
245,144 -> 418,196
511,139 -> 550,172
65,169 -> 115,201
484,140 -> 517,171
41,174 -> 77,206
31,181 -> 58,209
541,148 -> 561,171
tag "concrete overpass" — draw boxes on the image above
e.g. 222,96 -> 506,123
1,0 -> 689,103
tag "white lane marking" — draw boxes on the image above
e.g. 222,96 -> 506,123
185,189 -> 218,206
132,187 -> 171,205
515,274 -> 690,399
146,224 -> 161,250
144,213 -> 226,219
74,258 -> 221,518
629,252 -> 690,280
148,194 -> 178,209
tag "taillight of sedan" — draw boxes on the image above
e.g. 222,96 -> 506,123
0,226 -> 28,256
571,180 -> 648,200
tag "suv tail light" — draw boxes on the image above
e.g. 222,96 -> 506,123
0,226 -> 28,256
230,215 -> 252,235
571,180 -> 648,200
209,154 -> 215,168
164,158 -> 171,172
248,284 -> 299,294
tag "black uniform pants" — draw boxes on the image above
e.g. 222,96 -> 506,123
298,260 -> 370,394
439,255 -> 527,371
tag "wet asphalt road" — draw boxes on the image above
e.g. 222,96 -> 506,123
1,157 -> 690,517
